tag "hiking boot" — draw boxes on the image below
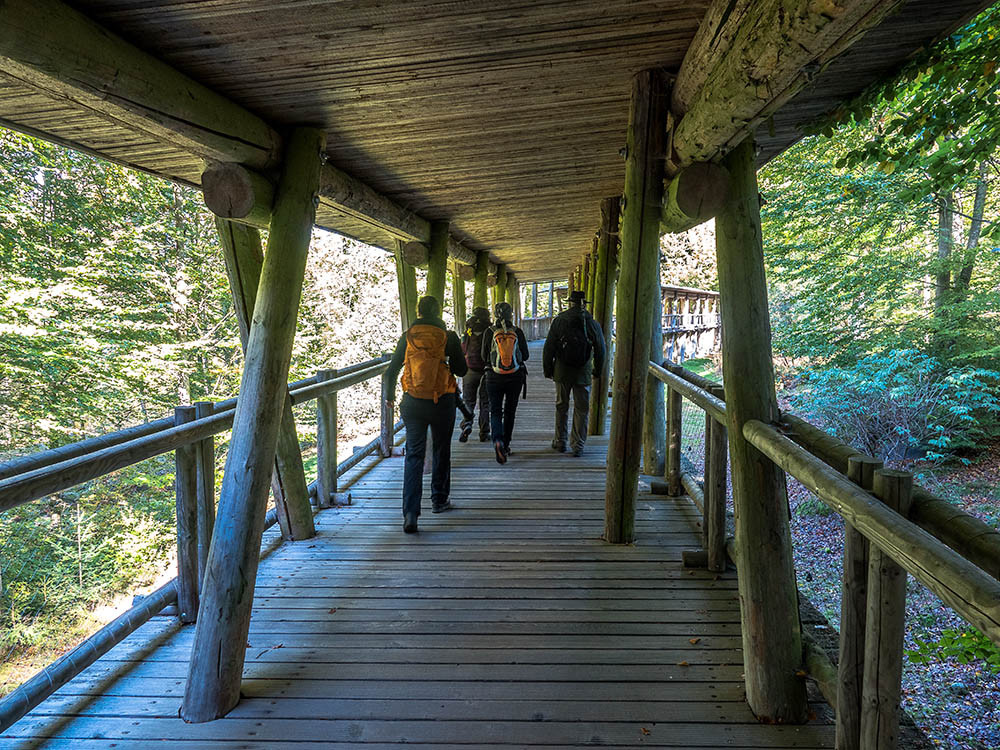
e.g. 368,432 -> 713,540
494,440 -> 507,465
432,500 -> 453,513
503,445 -> 512,457
403,512 -> 418,533
551,440 -> 567,453
479,432 -> 489,442
571,445 -> 584,457
458,425 -> 472,443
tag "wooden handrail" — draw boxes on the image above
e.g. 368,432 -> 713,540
0,357 -> 391,511
647,361 -> 726,422
743,419 -> 1000,645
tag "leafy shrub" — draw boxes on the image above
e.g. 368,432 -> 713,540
790,349 -> 1000,463
908,627 -> 1000,673
793,496 -> 834,517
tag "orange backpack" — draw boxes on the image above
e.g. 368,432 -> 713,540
400,324 -> 457,402
490,324 -> 522,375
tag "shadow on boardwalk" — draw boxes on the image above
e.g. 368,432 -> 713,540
2,343 -> 835,748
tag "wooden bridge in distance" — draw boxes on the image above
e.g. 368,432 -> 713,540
2,346 -> 835,748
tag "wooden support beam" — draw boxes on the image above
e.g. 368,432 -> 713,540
394,241 -> 418,331
495,265 -> 508,308
0,0 -> 281,169
426,220 -> 449,304
400,241 -> 429,267
705,383 -> 728,573
473,252 -> 489,310
452,262 -> 467,331
505,274 -> 516,306
642,251 -> 665,476
214,218 -> 315,543
661,162 -> 731,234
202,163 -> 274,228
670,0 -> 903,169
715,137 -> 806,722
181,127 -> 325,723
604,69 -> 668,545
588,197 -> 620,437
531,282 -> 538,318
315,370 -> 338,509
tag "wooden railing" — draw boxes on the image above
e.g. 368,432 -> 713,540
521,315 -> 553,341
0,353 -> 402,731
647,359 -> 1000,750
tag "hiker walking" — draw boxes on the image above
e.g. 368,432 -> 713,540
384,295 -> 468,533
458,306 -> 492,443
482,300 -> 529,464
543,290 -> 606,457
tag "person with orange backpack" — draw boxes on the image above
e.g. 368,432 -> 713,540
384,295 -> 468,533
481,300 -> 529,464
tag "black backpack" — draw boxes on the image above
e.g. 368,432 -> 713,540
555,313 -> 592,368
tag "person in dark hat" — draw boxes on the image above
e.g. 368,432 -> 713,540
458,306 -> 492,443
542,290 -> 606,456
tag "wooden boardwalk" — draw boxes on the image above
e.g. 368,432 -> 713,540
2,344 -> 835,748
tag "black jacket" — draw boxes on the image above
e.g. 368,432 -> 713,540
543,305 -> 606,385
384,317 -> 467,401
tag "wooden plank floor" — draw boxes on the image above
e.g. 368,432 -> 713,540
2,342 -> 835,748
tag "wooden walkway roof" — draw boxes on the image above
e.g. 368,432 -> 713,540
0,0 -> 992,281
1,348 -> 835,748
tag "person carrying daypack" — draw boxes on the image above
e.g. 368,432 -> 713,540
383,295 -> 468,533
481,301 -> 529,465
458,306 -> 492,443
543,289 -> 606,457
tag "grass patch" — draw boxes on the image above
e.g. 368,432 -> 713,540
681,358 -> 719,382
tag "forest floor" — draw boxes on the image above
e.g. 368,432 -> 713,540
788,438 -> 1000,750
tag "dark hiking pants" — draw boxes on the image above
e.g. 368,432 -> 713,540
486,371 -> 524,449
460,369 -> 489,438
400,392 -> 456,517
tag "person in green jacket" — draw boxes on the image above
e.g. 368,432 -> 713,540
542,290 -> 606,456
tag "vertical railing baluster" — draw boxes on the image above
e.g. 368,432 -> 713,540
173,405 -> 199,624
861,468 -> 913,750
192,400 -> 215,591
316,369 -> 337,509
380,374 -> 394,458
665,384 -> 683,496
705,384 -> 728,572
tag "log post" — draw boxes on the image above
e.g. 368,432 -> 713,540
174,406 -> 199,624
452,262 -> 467,331
181,126 -> 325,723
838,455 -> 883,750
705,384 -> 728,573
426,220 -> 449,305
666,385 -> 683,495
316,369 -> 338,509
589,196 -> 620,436
861,469 -> 913,750
192,400 -> 216,588
214,218 -> 315,542
495,265 -> 508,308
473,252 -> 489,309
604,69 -> 668,545
394,240 -> 418,330
643,251 -> 665,475
380,376 -> 395,458
548,281 -> 554,317
716,136 -> 806,722
531,282 -> 538,318
661,161 -> 730,234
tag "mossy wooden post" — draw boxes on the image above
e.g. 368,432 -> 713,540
316,369 -> 338,509
394,241 -> 418,330
589,196 -> 620,436
643,254 -> 665,475
604,69 -> 667,545
215,218 -> 315,542
861,469 -> 913,750
174,405 -> 199,624
192,400 -> 215,587
716,136 -> 806,722
705,383 -> 728,572
426,220 -> 449,306
666,384 -> 682,495
495,265 -> 508,309
839,455 -> 883,750
452,263 -> 467,331
506,275 -> 516,307
181,127 -> 324,723
473,252 -> 489,309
